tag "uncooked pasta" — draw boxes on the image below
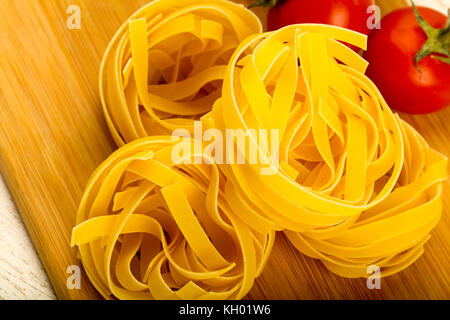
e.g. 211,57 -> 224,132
71,136 -> 275,299
73,0 -> 448,300
100,0 -> 262,146
208,24 -> 448,277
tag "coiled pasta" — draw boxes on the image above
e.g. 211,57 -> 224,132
100,0 -> 262,146
208,24 -> 448,278
80,0 -> 447,299
71,136 -> 275,300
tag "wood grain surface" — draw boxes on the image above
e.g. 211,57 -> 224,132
0,0 -> 448,300
0,177 -> 55,299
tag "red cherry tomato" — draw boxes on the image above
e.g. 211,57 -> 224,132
364,6 -> 450,114
266,0 -> 375,35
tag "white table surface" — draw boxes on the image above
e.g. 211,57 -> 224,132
0,0 -> 448,300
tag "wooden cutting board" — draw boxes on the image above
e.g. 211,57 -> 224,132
0,0 -> 448,300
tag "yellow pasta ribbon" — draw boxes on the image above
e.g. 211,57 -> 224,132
100,0 -> 262,146
208,24 -> 448,278
71,136 -> 274,300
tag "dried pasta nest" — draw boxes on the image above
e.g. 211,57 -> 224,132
71,136 -> 274,300
100,0 -> 262,146
208,24 -> 448,277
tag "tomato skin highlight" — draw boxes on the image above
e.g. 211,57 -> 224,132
364,7 -> 450,114
267,0 -> 375,35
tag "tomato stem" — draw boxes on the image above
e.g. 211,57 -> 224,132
411,1 -> 450,68
248,0 -> 279,9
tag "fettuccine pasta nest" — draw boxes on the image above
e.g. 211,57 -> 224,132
100,0 -> 261,146
209,24 -> 448,278
71,136 -> 274,300
72,0 -> 448,300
